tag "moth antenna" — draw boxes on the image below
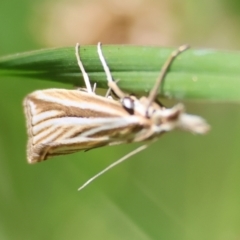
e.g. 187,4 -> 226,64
78,144 -> 148,191
97,42 -> 126,99
105,87 -> 112,98
75,43 -> 93,94
147,44 -> 189,110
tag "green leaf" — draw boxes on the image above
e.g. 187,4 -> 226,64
0,45 -> 240,101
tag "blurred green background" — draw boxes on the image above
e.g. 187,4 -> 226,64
1,0 -> 240,239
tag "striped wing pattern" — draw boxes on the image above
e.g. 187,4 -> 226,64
23,89 -> 147,163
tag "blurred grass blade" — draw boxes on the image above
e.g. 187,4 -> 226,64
0,45 -> 240,101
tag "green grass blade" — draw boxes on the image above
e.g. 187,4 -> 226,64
0,45 -> 240,101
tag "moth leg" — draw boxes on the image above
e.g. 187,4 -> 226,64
75,43 -> 94,94
105,87 -> 113,98
105,79 -> 121,99
92,82 -> 97,93
97,42 -> 126,99
146,44 -> 189,110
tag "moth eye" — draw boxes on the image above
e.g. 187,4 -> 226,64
122,97 -> 134,115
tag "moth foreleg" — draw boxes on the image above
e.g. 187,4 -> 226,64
97,42 -> 126,99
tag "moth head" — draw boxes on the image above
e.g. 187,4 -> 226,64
151,104 -> 210,134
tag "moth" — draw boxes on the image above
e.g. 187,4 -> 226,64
23,43 -> 210,190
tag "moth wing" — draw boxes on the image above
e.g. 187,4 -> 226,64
23,89 -> 143,163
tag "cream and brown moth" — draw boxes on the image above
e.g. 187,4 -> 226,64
23,43 -> 210,190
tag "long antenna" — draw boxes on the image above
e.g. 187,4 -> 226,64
147,44 -> 189,110
78,145 -> 148,191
